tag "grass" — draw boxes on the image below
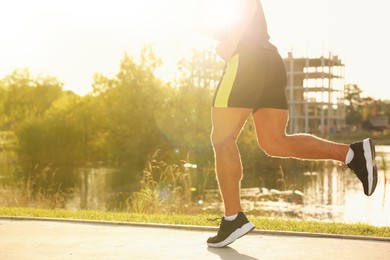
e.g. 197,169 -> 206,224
1,207 -> 389,238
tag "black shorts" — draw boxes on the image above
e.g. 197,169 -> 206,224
213,48 -> 288,111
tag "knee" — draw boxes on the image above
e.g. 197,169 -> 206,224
210,131 -> 236,151
257,133 -> 287,157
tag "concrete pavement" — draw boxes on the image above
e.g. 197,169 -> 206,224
0,218 -> 389,259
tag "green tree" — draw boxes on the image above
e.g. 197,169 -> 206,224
17,91 -> 84,165
345,84 -> 363,126
0,68 -> 63,131
153,48 -> 224,192
163,48 -> 222,151
177,48 -> 223,89
91,47 -> 166,175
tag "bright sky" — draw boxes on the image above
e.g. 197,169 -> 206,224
1,0 -> 389,99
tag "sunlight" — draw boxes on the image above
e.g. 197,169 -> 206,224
201,0 -> 243,29
1,0 -> 389,98
197,0 -> 247,41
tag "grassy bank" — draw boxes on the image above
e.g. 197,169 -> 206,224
1,207 -> 389,238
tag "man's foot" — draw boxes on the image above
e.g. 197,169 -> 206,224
347,138 -> 378,196
207,212 -> 255,248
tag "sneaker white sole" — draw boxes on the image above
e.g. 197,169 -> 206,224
363,138 -> 376,195
207,222 -> 255,248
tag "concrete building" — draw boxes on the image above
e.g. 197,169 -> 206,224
284,52 -> 346,135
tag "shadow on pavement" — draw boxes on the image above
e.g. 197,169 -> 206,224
208,246 -> 259,260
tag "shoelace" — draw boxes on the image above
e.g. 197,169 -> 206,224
340,163 -> 350,172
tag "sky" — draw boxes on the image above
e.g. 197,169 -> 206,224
1,0 -> 389,99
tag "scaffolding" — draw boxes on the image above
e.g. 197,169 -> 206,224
284,52 -> 346,135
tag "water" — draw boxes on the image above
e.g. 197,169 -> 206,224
341,146 -> 390,226
297,164 -> 389,226
0,146 -> 389,227
65,168 -> 117,211
243,145 -> 390,226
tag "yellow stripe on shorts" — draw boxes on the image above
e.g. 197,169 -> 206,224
214,54 -> 240,107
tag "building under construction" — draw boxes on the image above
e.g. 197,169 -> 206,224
283,52 -> 346,135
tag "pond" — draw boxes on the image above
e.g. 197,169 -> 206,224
0,145 -> 389,227
247,159 -> 390,226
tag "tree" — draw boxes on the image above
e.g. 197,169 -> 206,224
344,84 -> 363,126
376,99 -> 390,122
176,48 -> 224,89
153,48 -> 224,192
91,47 -> 166,175
163,48 -> 223,152
0,68 -> 64,131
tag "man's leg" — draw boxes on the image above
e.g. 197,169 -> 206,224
252,108 -> 349,161
253,108 -> 377,196
210,107 -> 252,216
207,107 -> 255,248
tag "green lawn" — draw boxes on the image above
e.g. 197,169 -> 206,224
1,207 -> 389,238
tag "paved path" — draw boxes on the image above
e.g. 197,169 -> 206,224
0,218 -> 389,259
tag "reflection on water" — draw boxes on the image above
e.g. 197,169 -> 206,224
300,145 -> 390,226
344,169 -> 390,226
234,163 -> 389,227
66,168 -> 118,211
302,167 -> 390,226
207,146 -> 390,227
301,167 -> 346,222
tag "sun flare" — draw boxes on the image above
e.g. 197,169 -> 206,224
203,0 -> 243,28
196,0 -> 247,41
0,0 -> 388,98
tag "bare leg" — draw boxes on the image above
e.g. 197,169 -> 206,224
253,108 -> 349,161
210,107 -> 252,216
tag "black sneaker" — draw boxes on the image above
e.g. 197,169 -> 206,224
207,212 -> 255,248
347,138 -> 378,196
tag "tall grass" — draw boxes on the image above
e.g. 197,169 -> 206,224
0,151 -> 204,214
0,164 -> 69,209
129,150 -> 200,214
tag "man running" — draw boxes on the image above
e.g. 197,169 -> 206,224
206,0 -> 377,248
